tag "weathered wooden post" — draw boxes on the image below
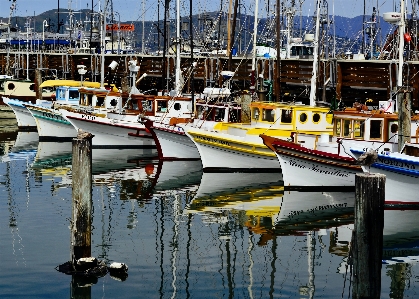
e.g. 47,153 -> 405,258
352,173 -> 386,299
397,87 -> 411,152
35,69 -> 43,102
71,130 -> 94,263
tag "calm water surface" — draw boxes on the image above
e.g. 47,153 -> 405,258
1,116 -> 419,298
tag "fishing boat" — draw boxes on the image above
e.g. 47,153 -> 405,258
26,85 -> 119,141
3,79 -> 106,131
260,133 -> 362,186
184,100 -> 333,172
3,97 -> 40,129
0,77 -> 55,105
350,143 -> 419,208
141,85 -> 237,160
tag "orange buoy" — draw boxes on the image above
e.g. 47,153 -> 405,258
404,32 -> 412,42
145,164 -> 154,175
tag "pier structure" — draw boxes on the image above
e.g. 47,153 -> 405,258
1,51 -> 418,110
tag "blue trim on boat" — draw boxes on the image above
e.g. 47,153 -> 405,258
351,148 -> 419,176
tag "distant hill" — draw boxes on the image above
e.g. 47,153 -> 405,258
1,9 -> 396,54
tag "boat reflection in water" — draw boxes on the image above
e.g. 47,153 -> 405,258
187,172 -> 354,237
2,129 -> 419,298
1,131 -> 38,163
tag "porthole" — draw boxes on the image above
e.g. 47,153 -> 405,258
7,82 -> 15,90
312,113 -> 320,123
299,113 -> 307,123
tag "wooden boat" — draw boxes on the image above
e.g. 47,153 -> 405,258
350,143 -> 419,208
260,133 -> 362,187
184,100 -> 333,172
3,97 -> 40,129
141,87 -> 237,160
25,86 -> 118,141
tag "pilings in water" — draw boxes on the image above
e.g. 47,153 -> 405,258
71,133 -> 93,263
35,69 -> 42,102
397,87 -> 412,152
352,173 -> 386,299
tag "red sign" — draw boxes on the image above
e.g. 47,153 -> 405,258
106,24 -> 135,31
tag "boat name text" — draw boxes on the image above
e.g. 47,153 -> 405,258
288,159 -> 351,177
195,135 -> 230,146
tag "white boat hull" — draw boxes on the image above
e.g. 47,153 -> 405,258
26,104 -> 76,140
62,110 -> 157,150
153,126 -> 200,159
351,148 -> 419,207
3,98 -> 37,128
185,129 -> 280,172
260,134 -> 361,187
277,152 -> 359,187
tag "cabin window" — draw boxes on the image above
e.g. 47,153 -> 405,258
141,100 -> 153,112
262,108 -> 275,122
343,119 -> 351,137
197,105 -> 208,120
299,112 -> 307,123
353,120 -> 364,139
312,113 -> 321,123
58,89 -> 65,100
390,123 -> 398,133
370,120 -> 382,139
174,103 -> 181,111
335,120 -> 341,136
252,108 -> 260,120
157,101 -> 168,112
69,90 -> 79,100
96,97 -> 105,107
229,108 -> 241,123
214,108 -> 225,122
281,109 -> 292,123
79,94 -> 86,105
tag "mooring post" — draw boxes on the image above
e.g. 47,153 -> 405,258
352,173 -> 386,299
35,69 -> 42,102
71,132 -> 93,263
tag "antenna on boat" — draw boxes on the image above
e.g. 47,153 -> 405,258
383,1 -> 405,112
309,0 -> 321,106
173,0 -> 182,96
99,0 -> 107,89
5,0 -> 17,76
251,0 -> 259,92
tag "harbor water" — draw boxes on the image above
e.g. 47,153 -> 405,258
1,116 -> 419,298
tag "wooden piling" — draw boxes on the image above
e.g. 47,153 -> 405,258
352,173 -> 386,299
71,135 -> 93,263
35,69 -> 42,101
397,87 -> 412,152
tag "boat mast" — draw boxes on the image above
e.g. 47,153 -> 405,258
6,0 -> 17,76
252,0 -> 259,76
174,0 -> 182,95
100,0 -> 107,88
309,0 -> 321,106
397,0 -> 405,88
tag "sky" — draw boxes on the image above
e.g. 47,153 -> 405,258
0,0 -> 401,21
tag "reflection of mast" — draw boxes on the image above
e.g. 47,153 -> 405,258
6,157 -> 27,267
269,236 -> 277,297
170,194 -> 180,299
247,235 -> 254,299
308,231 -> 315,299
